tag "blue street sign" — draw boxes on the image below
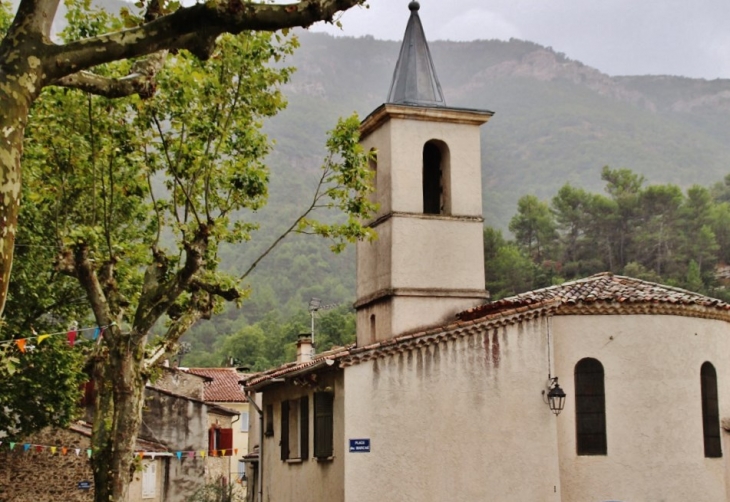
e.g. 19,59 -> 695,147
349,438 -> 371,453
78,481 -> 92,490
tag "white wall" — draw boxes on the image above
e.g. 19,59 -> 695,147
553,314 -> 730,502
343,316 -> 563,502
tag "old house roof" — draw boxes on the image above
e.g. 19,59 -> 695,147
186,367 -> 248,403
245,273 -> 730,390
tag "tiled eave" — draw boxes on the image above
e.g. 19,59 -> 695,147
245,299 -> 559,389
245,294 -> 730,390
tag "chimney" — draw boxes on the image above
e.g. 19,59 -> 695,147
296,333 -> 313,363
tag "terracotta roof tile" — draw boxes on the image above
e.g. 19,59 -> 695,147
186,367 -> 248,402
458,272 -> 730,321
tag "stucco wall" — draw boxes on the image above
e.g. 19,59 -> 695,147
261,372 -> 345,502
553,314 -> 730,502
142,388 -> 214,501
343,316 -> 562,502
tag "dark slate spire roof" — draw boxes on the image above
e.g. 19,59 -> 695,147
387,1 -> 446,107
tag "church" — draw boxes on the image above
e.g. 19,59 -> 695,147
243,3 -> 730,501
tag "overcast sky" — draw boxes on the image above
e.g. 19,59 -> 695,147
309,0 -> 730,80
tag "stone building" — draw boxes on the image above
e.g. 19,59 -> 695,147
243,3 -> 730,501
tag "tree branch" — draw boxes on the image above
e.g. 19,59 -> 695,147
54,51 -> 167,98
45,0 -> 363,81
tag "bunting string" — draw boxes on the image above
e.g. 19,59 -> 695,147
0,323 -> 115,353
0,440 -> 238,460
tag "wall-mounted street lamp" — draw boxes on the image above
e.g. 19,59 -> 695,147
544,376 -> 566,416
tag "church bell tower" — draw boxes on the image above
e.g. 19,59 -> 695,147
355,1 -> 493,345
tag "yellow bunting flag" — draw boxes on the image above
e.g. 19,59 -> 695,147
221,450 -> 226,456
199,450 -> 207,458
15,339 -> 26,353
37,334 -> 50,344
50,446 -> 57,455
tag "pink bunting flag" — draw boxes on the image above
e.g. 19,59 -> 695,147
187,451 -> 195,458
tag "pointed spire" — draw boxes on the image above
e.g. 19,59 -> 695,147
387,1 -> 446,107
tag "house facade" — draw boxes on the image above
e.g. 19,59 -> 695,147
244,3 -> 730,501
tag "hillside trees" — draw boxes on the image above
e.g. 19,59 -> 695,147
0,0 -> 365,322
492,168 -> 730,300
10,3 -> 375,499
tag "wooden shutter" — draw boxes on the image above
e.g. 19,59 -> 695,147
701,362 -> 722,458
265,404 -> 274,436
314,392 -> 334,458
300,396 -> 309,460
142,460 -> 156,498
280,400 -> 290,461
220,428 -> 233,455
208,427 -> 216,454
575,358 -> 607,455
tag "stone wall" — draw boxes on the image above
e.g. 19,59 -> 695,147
0,427 -> 93,502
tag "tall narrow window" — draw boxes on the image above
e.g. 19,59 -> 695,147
701,362 -> 722,458
575,358 -> 607,455
314,391 -> 334,459
280,397 -> 309,461
422,141 -> 442,214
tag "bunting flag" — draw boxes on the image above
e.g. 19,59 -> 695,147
35,445 -> 43,453
15,339 -> 26,353
61,447 -> 68,456
176,451 -> 182,461
50,446 -> 57,455
37,334 -> 50,344
23,444 -> 30,452
199,450 -> 207,458
9,443 -> 15,451
86,449 -> 92,458
187,451 -> 194,459
75,448 -> 80,457
92,327 -> 100,341
67,326 -> 78,347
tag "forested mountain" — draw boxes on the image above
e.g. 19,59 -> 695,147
180,31 -> 730,365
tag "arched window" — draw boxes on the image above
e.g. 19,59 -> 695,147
422,140 -> 450,215
701,362 -> 722,458
575,358 -> 607,455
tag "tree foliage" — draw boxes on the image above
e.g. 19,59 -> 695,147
488,167 -> 730,300
2,2 -> 374,499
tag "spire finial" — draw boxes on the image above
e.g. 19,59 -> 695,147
408,1 -> 420,11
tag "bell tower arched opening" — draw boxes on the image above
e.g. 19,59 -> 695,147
422,140 -> 450,215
